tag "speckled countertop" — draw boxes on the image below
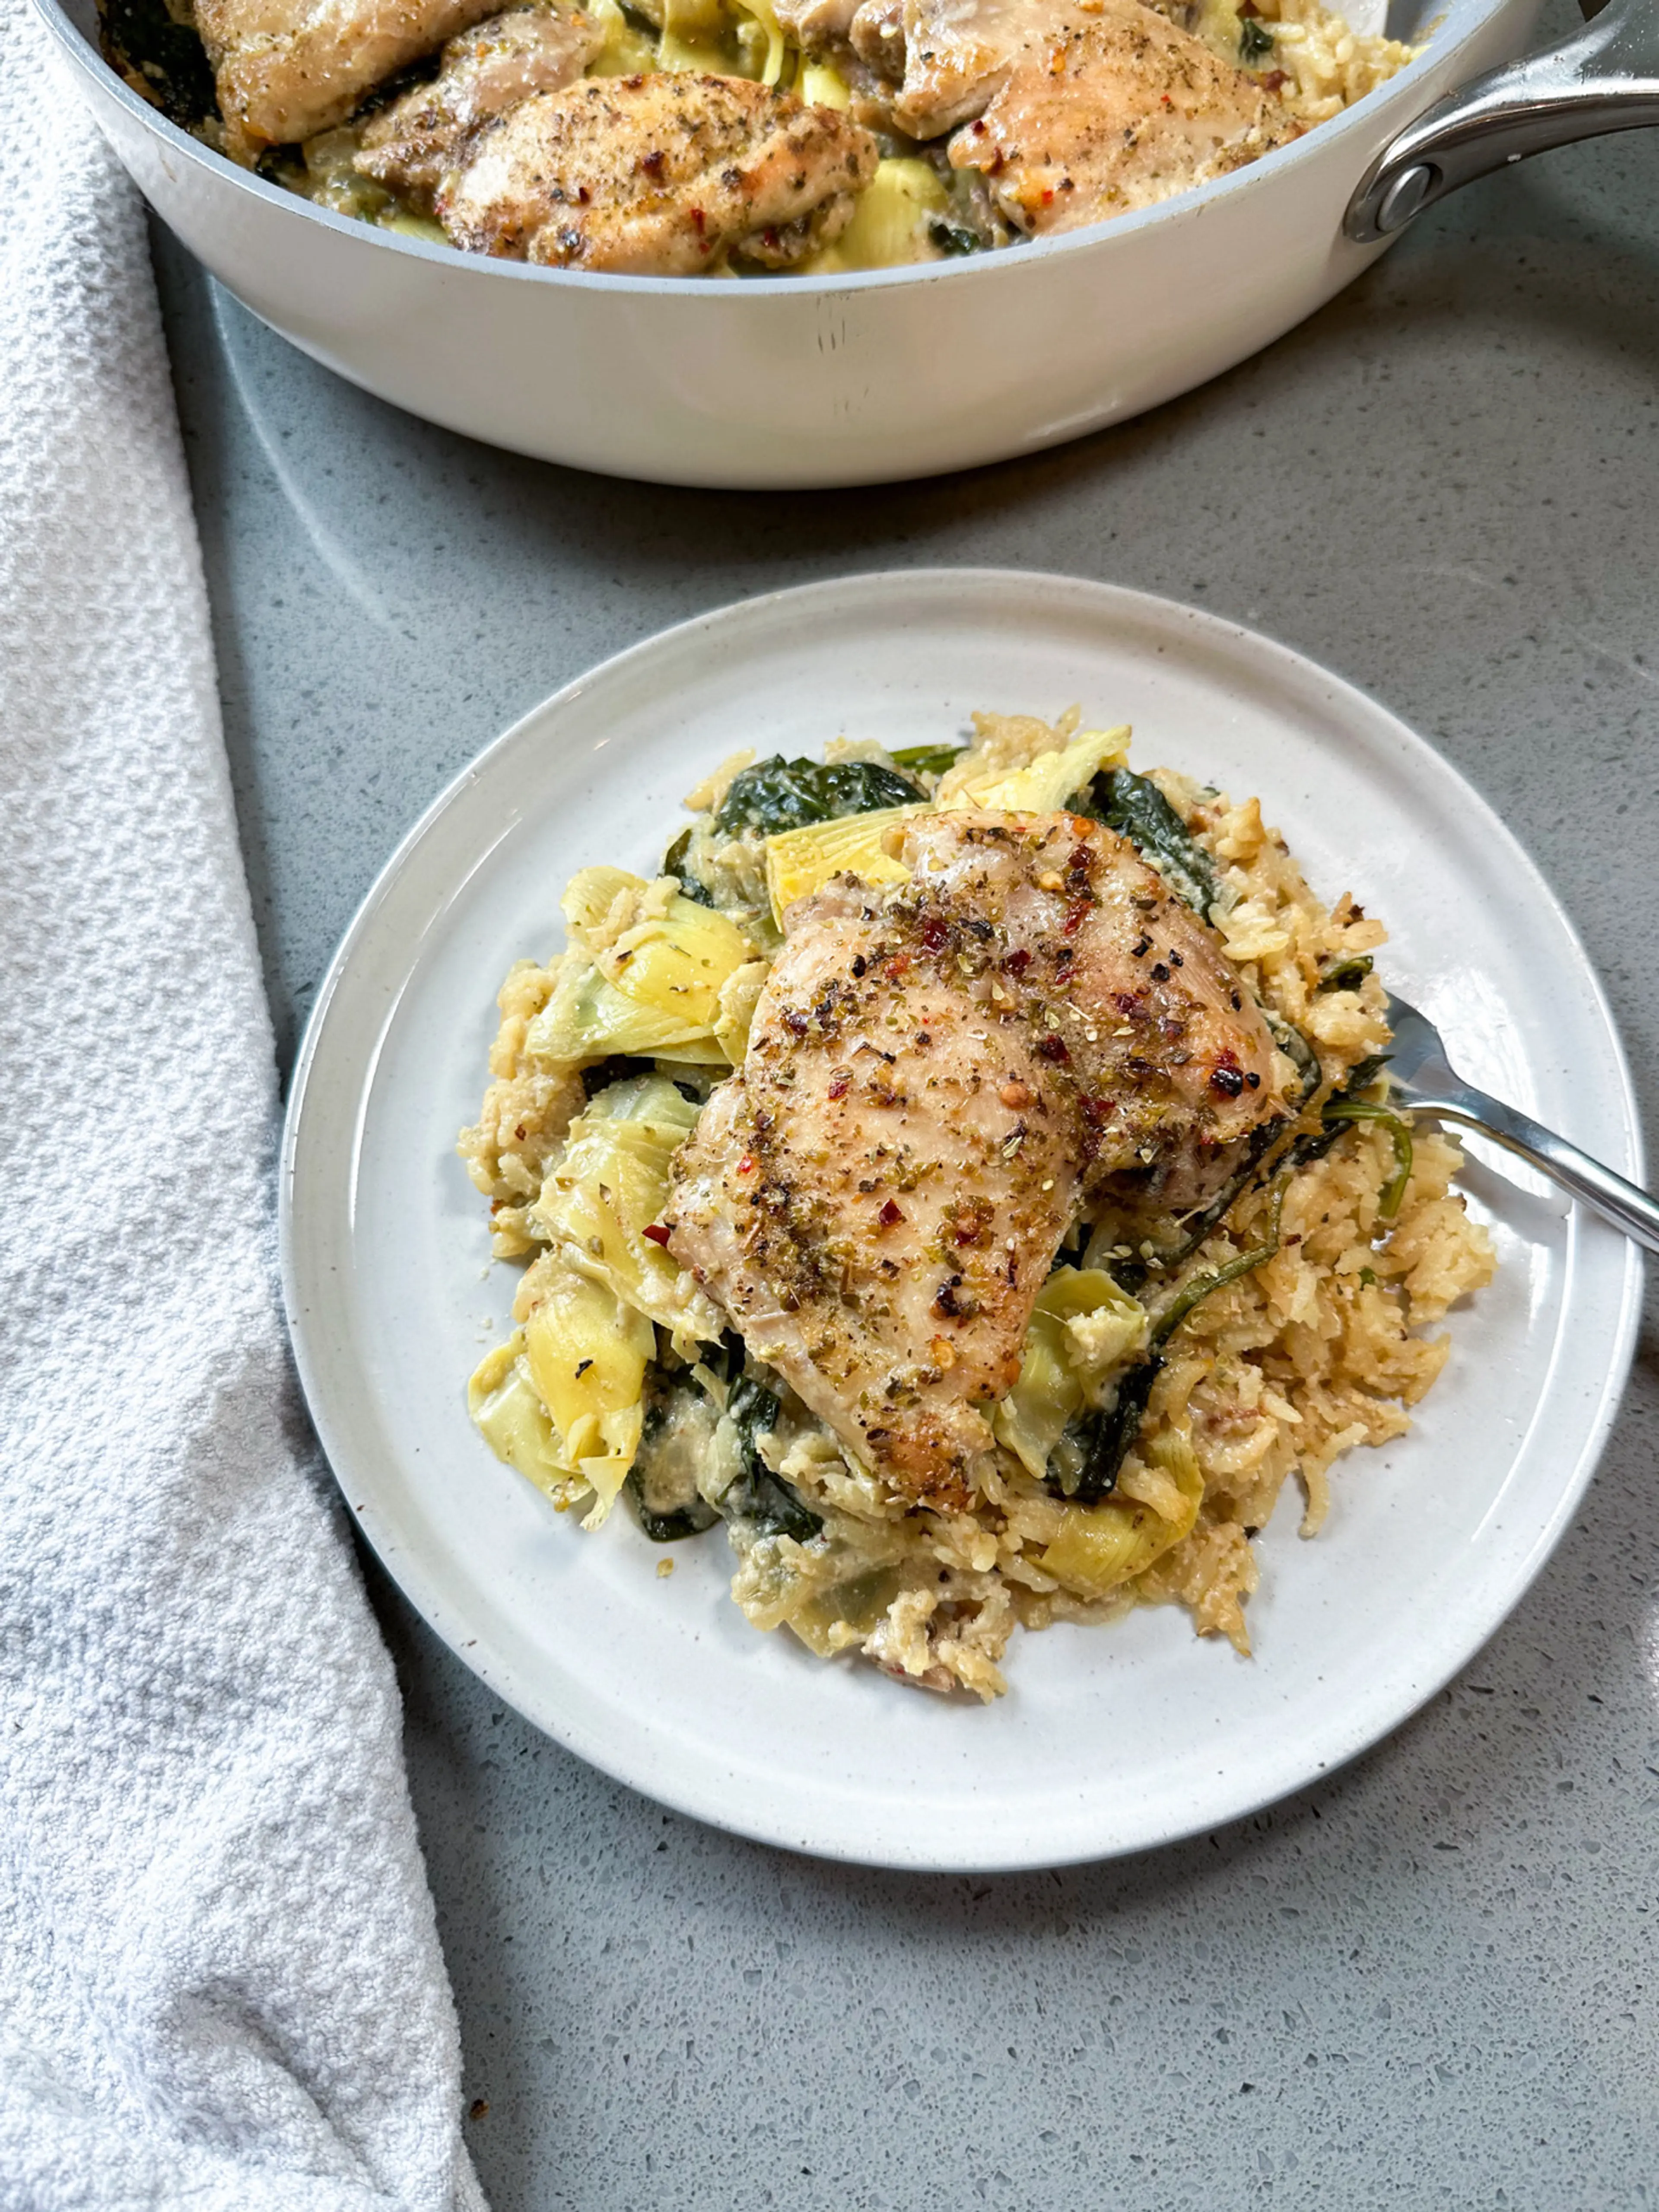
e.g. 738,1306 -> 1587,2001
153,35 -> 1659,2198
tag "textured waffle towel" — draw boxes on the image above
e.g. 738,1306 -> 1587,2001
0,10 -> 485,2208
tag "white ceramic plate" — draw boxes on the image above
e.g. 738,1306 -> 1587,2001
282,571 -> 1642,1872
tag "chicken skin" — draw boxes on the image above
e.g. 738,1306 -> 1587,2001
666,809 -> 1290,1509
947,0 -> 1293,231
438,72 -> 880,271
356,4 -> 602,205
197,0 -> 502,159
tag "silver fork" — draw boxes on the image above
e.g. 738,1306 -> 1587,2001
1382,992 -> 1659,1254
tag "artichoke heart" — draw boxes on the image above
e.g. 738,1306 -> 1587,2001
1037,1431 -> 1203,1598
952,724 -> 1131,814
526,870 -> 755,1063
993,1266 -> 1148,1480
531,1075 -> 723,1350
523,1268 -> 655,1526
764,805 -> 922,926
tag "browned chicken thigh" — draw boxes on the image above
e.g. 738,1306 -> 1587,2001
947,0 -> 1293,231
356,4 -> 603,204
437,72 -> 880,271
888,0 -> 1042,134
666,809 -> 1290,1509
197,0 -> 502,158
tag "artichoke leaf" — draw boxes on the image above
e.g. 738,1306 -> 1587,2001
523,1268 -> 654,1526
954,725 -> 1131,815
467,1334 -> 570,1501
532,1075 -> 723,1350
713,958 -> 770,1063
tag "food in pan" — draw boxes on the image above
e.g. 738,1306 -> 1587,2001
102,0 -> 1417,274
458,712 -> 1494,1698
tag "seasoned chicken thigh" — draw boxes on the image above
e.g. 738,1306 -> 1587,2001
890,0 -> 1046,136
666,809 -> 1290,1509
948,0 -> 1293,230
438,71 -> 880,270
197,0 -> 503,158
356,4 -> 603,204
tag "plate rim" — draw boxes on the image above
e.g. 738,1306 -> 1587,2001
280,568 -> 1645,1871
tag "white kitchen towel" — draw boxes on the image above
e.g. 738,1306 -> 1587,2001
0,9 -> 488,2209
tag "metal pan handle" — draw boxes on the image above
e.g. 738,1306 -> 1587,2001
1346,0 -> 1659,242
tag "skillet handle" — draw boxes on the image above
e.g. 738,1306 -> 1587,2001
1345,0 -> 1659,242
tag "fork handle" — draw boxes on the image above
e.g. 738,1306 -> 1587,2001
1410,1088 -> 1659,1255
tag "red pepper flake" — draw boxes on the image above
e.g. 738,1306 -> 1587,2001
921,916 -> 950,953
883,954 -> 910,981
642,1223 -> 672,1247
1062,897 -> 1091,937
1035,1034 -> 1070,1064
737,1153 -> 757,1175
1004,947 -> 1032,976
1081,1095 -> 1115,1124
827,1070 -> 851,1100
877,1198 -> 903,1227
1260,67 -> 1287,88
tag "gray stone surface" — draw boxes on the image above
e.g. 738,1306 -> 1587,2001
154,44 -> 1659,2203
